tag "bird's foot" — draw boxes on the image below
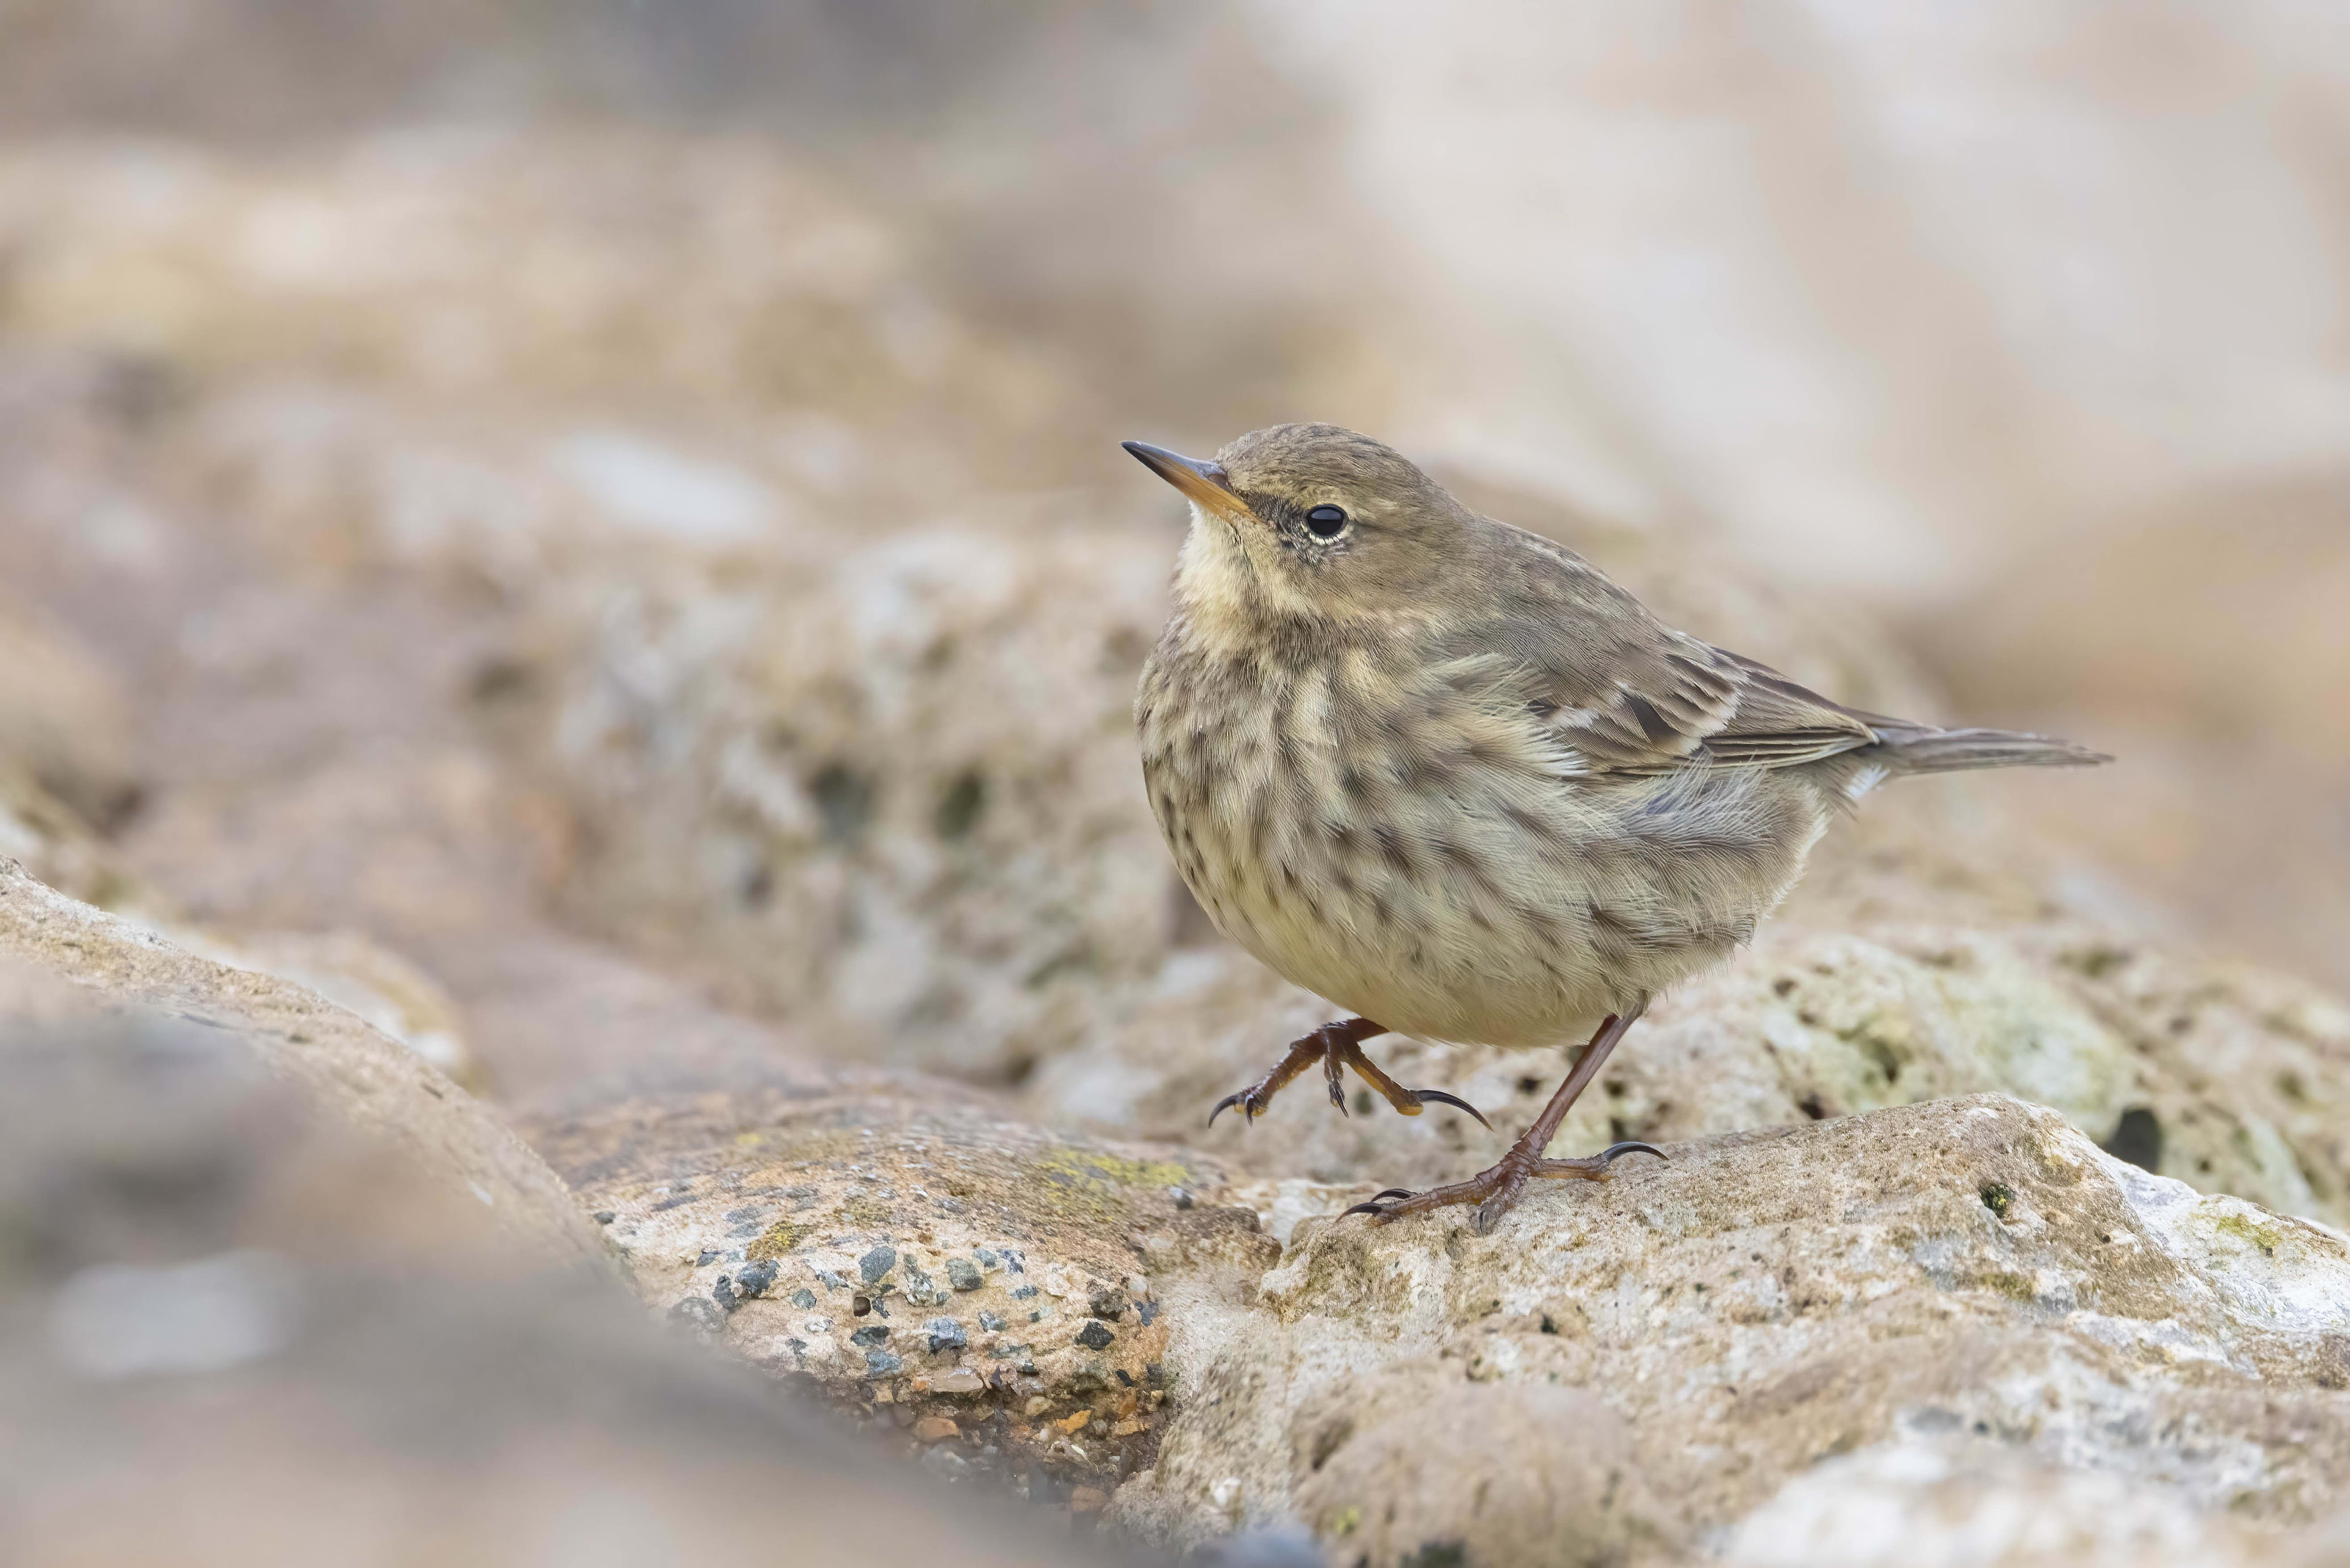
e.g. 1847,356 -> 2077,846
1341,1141 -> 1665,1234
1208,1018 -> 1490,1129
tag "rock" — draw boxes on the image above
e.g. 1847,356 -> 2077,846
516,1061 -> 1235,1494
171,926 -> 489,1092
914,1416 -> 960,1444
1115,1094 -> 2350,1561
0,764 -> 148,914
0,993 -> 1120,1568
1037,918 -> 2350,1233
1295,1383 -> 1656,1568
0,859 -> 604,1271
0,607 -> 140,828
1724,1436 -> 2266,1568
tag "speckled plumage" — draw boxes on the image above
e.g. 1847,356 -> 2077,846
1137,422 -> 2096,1049
1126,423 -> 2103,1226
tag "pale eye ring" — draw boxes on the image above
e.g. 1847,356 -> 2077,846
1305,504 -> 1348,538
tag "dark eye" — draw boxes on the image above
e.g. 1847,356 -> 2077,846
1305,505 -> 1348,538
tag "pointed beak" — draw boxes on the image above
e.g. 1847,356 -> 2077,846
1122,440 -> 1247,519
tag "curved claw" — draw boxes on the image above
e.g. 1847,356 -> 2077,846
1341,1187 -> 1416,1218
1600,1140 -> 1668,1165
1408,1088 -> 1492,1129
1207,1091 -> 1255,1129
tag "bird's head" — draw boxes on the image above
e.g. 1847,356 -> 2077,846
1123,423 -> 1470,635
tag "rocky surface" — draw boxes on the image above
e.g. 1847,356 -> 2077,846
1116,1093 -> 2350,1564
0,859 -> 598,1271
0,607 -> 141,830
518,1063 -> 1241,1501
1037,914 -> 2350,1234
0,992 -> 1129,1568
0,764 -> 148,915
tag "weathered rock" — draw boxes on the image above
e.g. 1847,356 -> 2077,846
0,765 -> 149,914
0,995 -> 1123,1568
517,1063 -> 1240,1496
0,770 -> 490,1089
173,925 -> 487,1092
538,518 -> 1179,1080
1036,913 -> 2350,1235
1724,1436 -> 2275,1568
1114,1093 -> 2350,1561
0,607 -> 140,829
0,859 -> 599,1271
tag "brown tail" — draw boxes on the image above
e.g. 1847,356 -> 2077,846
1870,723 -> 2111,775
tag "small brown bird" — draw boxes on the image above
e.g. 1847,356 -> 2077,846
1125,423 -> 2106,1232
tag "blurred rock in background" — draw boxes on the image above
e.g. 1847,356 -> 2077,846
4,2 -> 2350,1564
0,938 -> 1132,1568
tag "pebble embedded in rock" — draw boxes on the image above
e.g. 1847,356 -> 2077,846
666,1297 -> 726,1336
946,1258 -> 984,1292
1075,1321 -> 1114,1350
859,1244 -> 896,1284
925,1317 -> 968,1353
863,1350 -> 902,1377
1087,1287 -> 1126,1321
850,1324 -> 891,1349
978,1310 -> 1006,1332
789,1288 -> 818,1310
734,1259 -> 779,1298
913,1416 -> 959,1444
901,1260 -> 945,1306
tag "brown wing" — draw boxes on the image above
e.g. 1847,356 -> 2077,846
1452,525 -> 1884,779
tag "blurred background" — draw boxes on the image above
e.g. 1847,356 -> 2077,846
2,1 -> 2347,1559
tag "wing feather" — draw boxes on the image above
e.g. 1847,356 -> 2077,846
1447,525 -> 1883,779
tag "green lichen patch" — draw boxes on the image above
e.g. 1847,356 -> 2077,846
1026,1147 -> 1192,1218
2211,1210 -> 2284,1258
745,1218 -> 808,1261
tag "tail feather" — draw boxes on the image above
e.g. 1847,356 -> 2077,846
1870,723 -> 2111,776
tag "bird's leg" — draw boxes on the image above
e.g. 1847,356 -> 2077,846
1210,1018 -> 1490,1128
1343,1004 -> 1664,1232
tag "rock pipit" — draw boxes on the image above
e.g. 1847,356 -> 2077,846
1125,423 -> 2107,1232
